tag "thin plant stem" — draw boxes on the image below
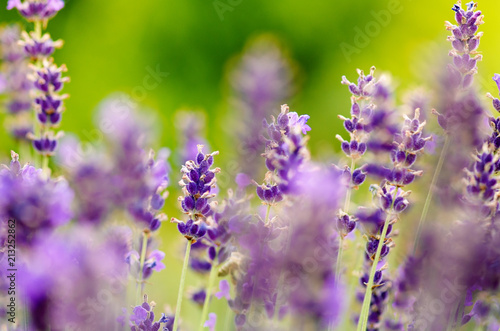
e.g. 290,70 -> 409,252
412,136 -> 450,254
42,154 -> 50,178
135,231 -> 149,303
198,255 -> 219,331
335,158 -> 355,283
173,240 -> 193,331
223,305 -> 233,331
265,204 -> 272,225
357,188 -> 398,331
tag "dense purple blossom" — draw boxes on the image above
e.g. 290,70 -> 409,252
446,1 -> 483,89
0,151 -> 73,245
19,30 -> 62,59
173,145 -> 219,241
225,167 -> 345,329
175,110 -> 210,163
18,228 -> 128,330
260,104 -> 310,195
7,0 -> 65,21
230,36 -> 295,178
0,25 -> 33,140
126,295 -> 170,331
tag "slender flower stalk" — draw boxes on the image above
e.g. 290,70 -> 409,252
171,145 -> 219,329
198,251 -> 219,331
357,188 -> 397,331
173,239 -> 192,331
412,136 -> 449,253
358,109 -> 428,330
136,230 -> 150,302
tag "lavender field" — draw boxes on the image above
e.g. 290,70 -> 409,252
1,0 -> 500,330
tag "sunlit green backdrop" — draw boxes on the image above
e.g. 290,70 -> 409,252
1,0 -> 499,329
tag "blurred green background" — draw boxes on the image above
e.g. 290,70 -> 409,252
2,0 -> 500,329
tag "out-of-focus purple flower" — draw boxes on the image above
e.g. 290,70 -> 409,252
215,280 -> 231,300
204,313 -> 217,331
487,75 -> 500,112
225,167 -> 345,328
19,228 -> 128,330
190,289 -> 207,306
55,96 -> 170,229
175,110 -> 210,163
19,31 -> 62,60
127,295 -> 170,331
7,0 -> 65,21
0,151 -> 73,245
229,35 -> 296,179
0,25 -> 33,141
445,1 -> 483,89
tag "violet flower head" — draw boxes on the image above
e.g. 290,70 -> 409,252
175,110 -> 210,163
260,104 -> 310,195
487,74 -> 500,112
0,25 -> 33,140
19,228 -> 128,330
173,145 -> 220,242
19,30 -> 63,60
7,0 -> 65,21
30,59 -> 68,126
446,1 -> 484,88
0,151 -> 73,245
230,35 -> 295,178
128,295 -> 170,331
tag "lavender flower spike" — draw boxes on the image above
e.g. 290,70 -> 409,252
7,0 -> 65,22
172,145 -> 220,242
486,74 -> 500,112
446,0 -> 484,88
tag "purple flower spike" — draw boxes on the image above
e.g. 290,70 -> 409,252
128,295 -> 170,331
177,145 -> 220,226
494,74 -> 500,92
7,0 -> 65,21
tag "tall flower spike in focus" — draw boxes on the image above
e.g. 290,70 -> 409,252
171,145 -> 220,331
357,109 -> 428,331
8,0 -> 67,172
259,104 -> 310,197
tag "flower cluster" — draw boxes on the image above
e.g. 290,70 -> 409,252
0,151 -> 73,245
8,0 -> 67,157
126,295 -> 171,331
3,1 -> 500,330
259,104 -> 310,196
230,36 -> 295,178
0,25 -> 33,141
173,145 -> 220,241
7,0 -> 64,21
446,0 -> 484,89
18,228 -> 128,330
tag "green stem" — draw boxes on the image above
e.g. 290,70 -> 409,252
223,305 -> 233,331
42,154 -> 50,178
34,20 -> 42,38
173,240 -> 193,331
135,231 -> 149,303
265,204 -> 271,225
412,136 -> 449,254
357,188 -> 398,331
198,257 -> 219,331
335,158 -> 355,283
